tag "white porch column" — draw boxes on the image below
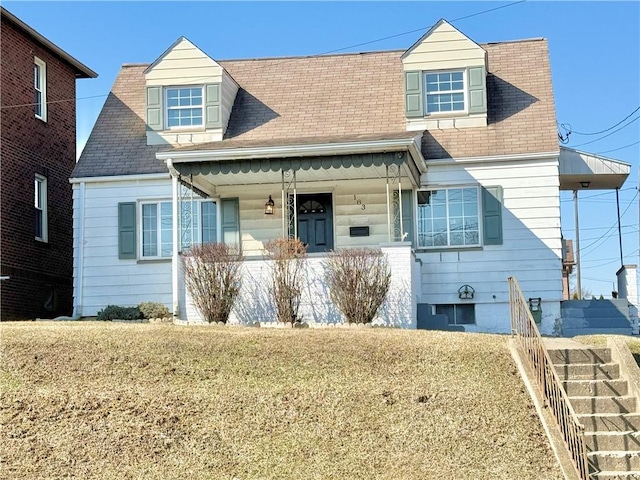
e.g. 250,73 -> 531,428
171,172 -> 180,317
617,265 -> 638,305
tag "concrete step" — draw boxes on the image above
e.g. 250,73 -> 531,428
585,431 -> 640,451
563,379 -> 629,397
591,471 -> 640,480
588,451 -> 640,471
555,363 -> 620,381
578,414 -> 640,432
569,396 -> 636,415
549,348 -> 611,365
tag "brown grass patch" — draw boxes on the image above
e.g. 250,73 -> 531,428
0,322 -> 562,479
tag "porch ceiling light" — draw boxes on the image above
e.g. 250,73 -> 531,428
580,181 -> 591,188
265,195 -> 275,215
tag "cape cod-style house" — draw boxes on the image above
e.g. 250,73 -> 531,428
71,19 -> 631,332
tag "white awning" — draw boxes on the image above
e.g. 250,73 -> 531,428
559,147 -> 631,190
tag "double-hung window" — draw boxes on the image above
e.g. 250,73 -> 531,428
35,174 -> 47,242
425,71 -> 465,114
34,57 -> 47,121
166,87 -> 203,128
141,199 -> 217,259
417,187 -> 479,248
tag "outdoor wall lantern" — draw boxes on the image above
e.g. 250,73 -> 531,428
580,181 -> 591,188
264,195 -> 275,215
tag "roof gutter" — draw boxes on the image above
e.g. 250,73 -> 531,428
157,135 -> 427,173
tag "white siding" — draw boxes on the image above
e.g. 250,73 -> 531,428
221,70 -> 239,132
416,157 -> 563,334
214,177 -> 404,257
73,178 -> 174,316
402,21 -> 486,72
145,38 -> 223,86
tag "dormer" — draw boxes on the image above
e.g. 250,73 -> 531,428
402,19 -> 487,131
144,37 -> 239,146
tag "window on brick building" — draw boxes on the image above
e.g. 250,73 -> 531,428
34,57 -> 47,121
35,174 -> 48,242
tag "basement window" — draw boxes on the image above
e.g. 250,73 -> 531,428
435,304 -> 475,325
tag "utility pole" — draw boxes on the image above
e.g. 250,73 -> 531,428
574,189 -> 582,299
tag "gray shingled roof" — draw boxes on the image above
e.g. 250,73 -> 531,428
73,39 -> 558,179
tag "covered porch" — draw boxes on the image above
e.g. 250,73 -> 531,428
559,146 -> 632,301
155,134 -> 427,326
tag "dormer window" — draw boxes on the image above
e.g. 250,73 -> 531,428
166,87 -> 203,128
425,71 -> 465,114
402,19 -> 487,130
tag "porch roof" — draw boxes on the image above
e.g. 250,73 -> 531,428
159,133 -> 426,188
559,147 -> 631,190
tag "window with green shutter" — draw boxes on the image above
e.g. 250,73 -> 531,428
482,186 -> 503,245
415,185 -> 502,248
118,202 -> 137,259
220,198 -> 240,251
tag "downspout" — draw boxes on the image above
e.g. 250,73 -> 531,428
72,181 -> 86,318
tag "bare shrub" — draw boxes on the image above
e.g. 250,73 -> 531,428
264,238 -> 307,323
182,243 -> 242,324
324,248 -> 391,324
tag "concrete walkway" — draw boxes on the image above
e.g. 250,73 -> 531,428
542,337 -> 594,350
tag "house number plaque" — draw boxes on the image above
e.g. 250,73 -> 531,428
353,195 -> 366,210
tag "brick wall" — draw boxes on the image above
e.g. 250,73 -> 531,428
0,18 -> 77,319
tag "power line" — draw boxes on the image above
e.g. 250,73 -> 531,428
570,106 -> 640,135
560,187 -> 636,202
0,1 -> 528,111
570,116 -> 640,148
0,93 -> 109,110
563,223 -> 637,232
582,248 -> 640,269
596,140 -> 640,155
579,190 -> 638,255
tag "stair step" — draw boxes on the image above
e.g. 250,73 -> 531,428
569,396 -> 636,415
555,363 -> 620,381
578,414 -> 640,432
563,379 -> 628,397
591,471 -> 640,480
585,431 -> 640,451
548,348 -> 611,365
588,451 -> 640,471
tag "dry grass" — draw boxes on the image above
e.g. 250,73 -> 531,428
1,322 -> 562,479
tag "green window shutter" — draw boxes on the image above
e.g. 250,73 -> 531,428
467,66 -> 487,115
482,186 -> 503,245
118,202 -> 137,259
146,86 -> 163,131
404,71 -> 424,118
221,198 -> 240,250
394,190 -> 414,245
205,83 -> 222,129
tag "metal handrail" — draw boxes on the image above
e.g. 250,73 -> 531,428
508,277 -> 590,480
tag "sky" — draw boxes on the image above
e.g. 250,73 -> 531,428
4,1 -> 639,298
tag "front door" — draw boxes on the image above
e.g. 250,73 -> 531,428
294,193 -> 334,253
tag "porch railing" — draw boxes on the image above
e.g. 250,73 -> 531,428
508,277 -> 590,480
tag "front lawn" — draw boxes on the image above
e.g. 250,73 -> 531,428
0,322 -> 561,479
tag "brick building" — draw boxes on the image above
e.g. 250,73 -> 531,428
1,7 -> 96,320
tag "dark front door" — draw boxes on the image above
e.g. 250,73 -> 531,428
295,193 -> 334,253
